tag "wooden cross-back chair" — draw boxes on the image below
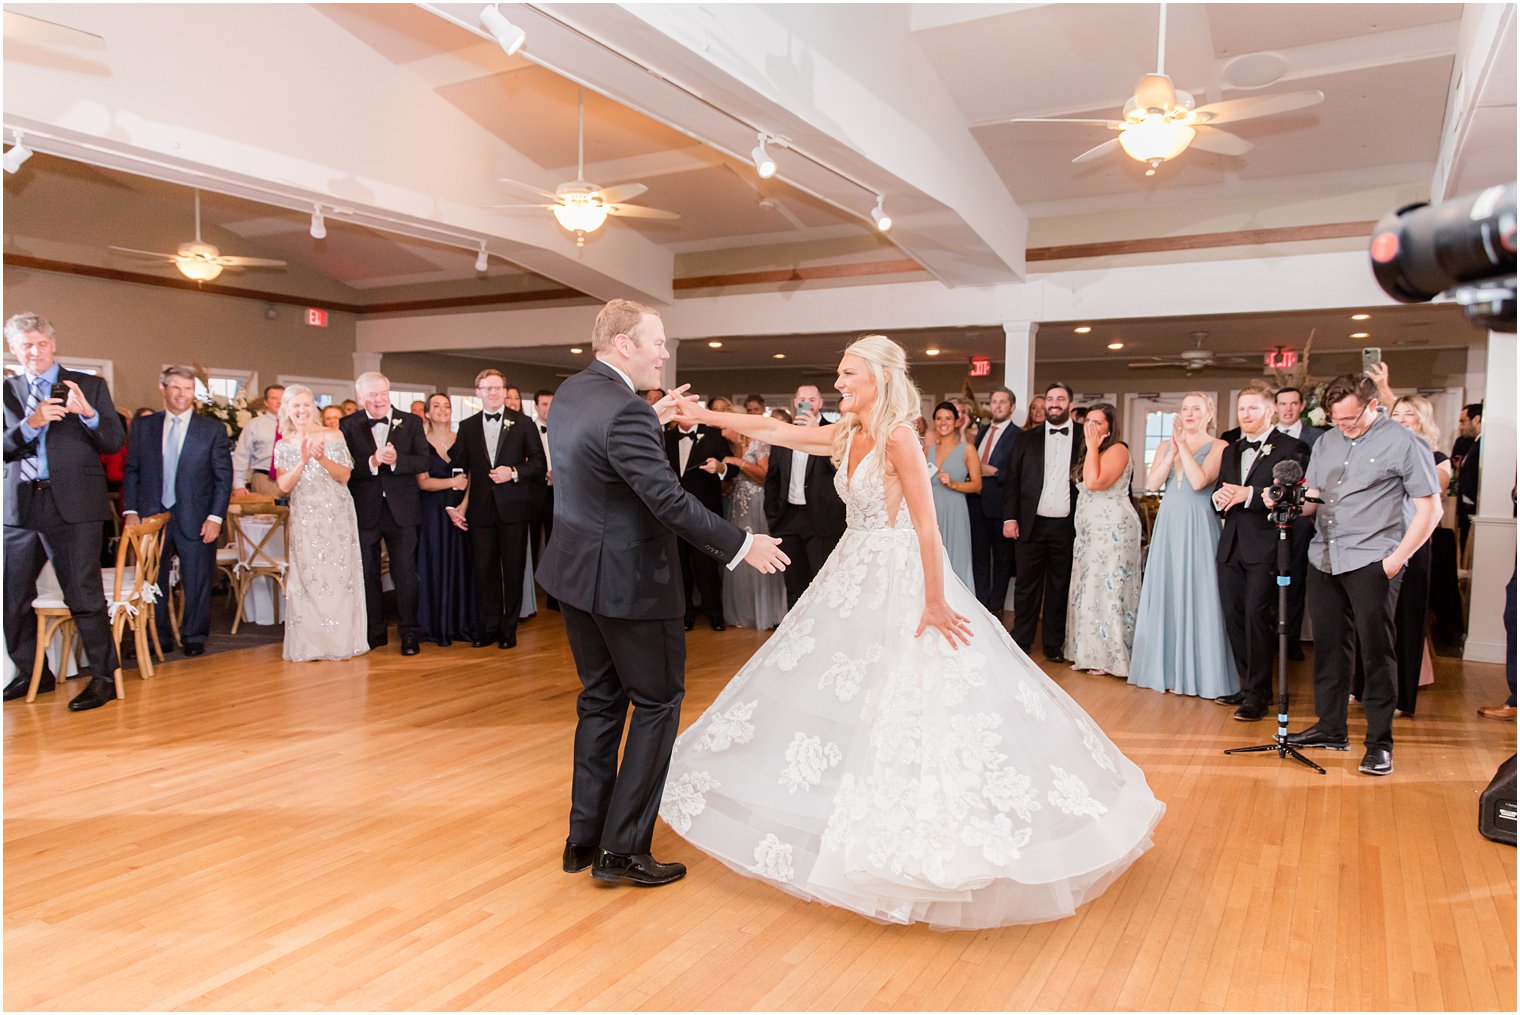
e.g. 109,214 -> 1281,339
228,503 -> 289,634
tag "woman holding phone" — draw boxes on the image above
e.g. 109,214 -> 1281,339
416,393 -> 475,646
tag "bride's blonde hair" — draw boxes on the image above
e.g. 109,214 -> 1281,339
830,334 -> 924,467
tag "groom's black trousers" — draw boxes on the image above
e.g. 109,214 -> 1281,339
562,603 -> 686,855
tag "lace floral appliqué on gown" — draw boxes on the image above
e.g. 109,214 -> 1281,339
662,427 -> 1164,929
276,436 -> 369,662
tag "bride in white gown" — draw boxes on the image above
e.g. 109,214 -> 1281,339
661,335 -> 1163,930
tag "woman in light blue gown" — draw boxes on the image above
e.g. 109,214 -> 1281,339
1128,392 -> 1238,698
923,402 -> 980,593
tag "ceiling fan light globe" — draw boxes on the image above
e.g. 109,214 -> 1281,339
1119,117 -> 1195,164
175,257 -> 223,282
551,201 -> 607,235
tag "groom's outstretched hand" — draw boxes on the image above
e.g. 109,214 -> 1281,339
742,534 -> 790,574
652,384 -> 692,427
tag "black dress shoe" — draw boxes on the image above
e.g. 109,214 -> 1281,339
1233,700 -> 1268,722
1044,653 -> 1067,665
67,677 -> 117,712
1215,690 -> 1248,706
498,636 -> 517,649
591,849 -> 686,887
1358,747 -> 1393,776
368,637 -> 389,650
683,617 -> 695,632
562,840 -> 597,873
436,638 -> 452,648
471,634 -> 498,648
1284,724 -> 1349,751
4,672 -> 53,701
182,642 -> 206,657
400,638 -> 420,657
709,618 -> 725,632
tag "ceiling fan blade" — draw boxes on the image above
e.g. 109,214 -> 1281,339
1133,73 -> 1177,112
486,203 -> 556,210
1072,138 -> 1121,165
1190,90 -> 1325,125
604,204 -> 680,220
1188,125 -> 1253,156
497,177 -> 559,201
1007,118 -> 1126,128
596,183 -> 648,204
217,256 -> 287,268
1127,360 -> 1181,369
3,11 -> 105,50
108,245 -> 176,260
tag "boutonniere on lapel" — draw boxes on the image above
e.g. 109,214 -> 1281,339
502,416 -> 516,431
1260,442 -> 1274,457
390,416 -> 405,434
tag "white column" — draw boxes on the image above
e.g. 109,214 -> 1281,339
661,337 -> 680,393
1465,331 -> 1517,663
353,351 -> 383,382
1002,321 -> 1038,425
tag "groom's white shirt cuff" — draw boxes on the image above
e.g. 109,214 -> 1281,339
603,357 -> 751,569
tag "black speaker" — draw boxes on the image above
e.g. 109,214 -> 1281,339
1479,754 -> 1517,846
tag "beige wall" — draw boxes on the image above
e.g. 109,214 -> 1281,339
380,352 -> 568,401
3,267 -> 358,412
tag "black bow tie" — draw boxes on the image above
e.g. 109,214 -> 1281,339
368,416 -> 390,425
1241,439 -> 1263,453
484,413 -> 502,422
539,424 -> 547,433
679,431 -> 697,441
1048,427 -> 1069,437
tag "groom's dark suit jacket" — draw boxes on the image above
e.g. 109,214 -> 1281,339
537,359 -> 746,620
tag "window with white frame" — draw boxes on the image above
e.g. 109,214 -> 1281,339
387,382 -> 431,416
191,367 -> 255,404
447,388 -> 482,433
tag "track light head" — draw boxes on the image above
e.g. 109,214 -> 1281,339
480,4 -> 526,56
871,195 -> 892,233
309,205 -> 326,240
475,242 -> 489,273
751,133 -> 777,180
4,134 -> 33,175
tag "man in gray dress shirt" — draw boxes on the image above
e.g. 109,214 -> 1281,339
1277,374 -> 1442,776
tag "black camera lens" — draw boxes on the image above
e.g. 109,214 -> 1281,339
1370,183 -> 1516,303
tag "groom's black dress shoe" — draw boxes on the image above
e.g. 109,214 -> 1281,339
4,670 -> 52,701
67,676 -> 117,712
591,849 -> 686,887
400,637 -> 420,656
1215,690 -> 1248,706
471,633 -> 498,648
1283,723 -> 1349,751
709,618 -> 725,632
682,616 -> 695,632
563,840 -> 598,873
1358,747 -> 1393,776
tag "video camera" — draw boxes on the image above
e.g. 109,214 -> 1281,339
1265,459 -> 1319,527
1369,182 -> 1516,333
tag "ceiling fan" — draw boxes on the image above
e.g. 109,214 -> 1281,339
1128,332 -> 1260,373
109,190 -> 286,282
1008,3 -> 1324,176
491,87 -> 679,246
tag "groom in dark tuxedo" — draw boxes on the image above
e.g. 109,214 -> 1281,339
340,371 -> 431,655
1002,382 -> 1080,661
121,365 -> 232,657
1211,381 -> 1310,721
538,299 -> 788,888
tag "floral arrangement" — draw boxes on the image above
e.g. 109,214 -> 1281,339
190,362 -> 253,441
1270,329 -> 1327,426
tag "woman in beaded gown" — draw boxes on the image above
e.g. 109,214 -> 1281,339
711,416 -> 787,630
273,385 -> 369,662
662,336 -> 1163,930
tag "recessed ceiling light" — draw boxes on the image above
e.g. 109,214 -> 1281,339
1107,341 -> 1125,350
569,347 -> 583,354
772,353 -> 786,359
925,348 -> 941,356
1351,313 -> 1371,321
1074,326 -> 1092,334
708,340 -> 723,348
1350,332 -> 1370,339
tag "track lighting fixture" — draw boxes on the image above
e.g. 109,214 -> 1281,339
870,195 -> 892,233
751,133 -> 777,179
475,242 -> 490,273
309,204 -> 326,240
480,4 -> 526,57
4,133 -> 33,175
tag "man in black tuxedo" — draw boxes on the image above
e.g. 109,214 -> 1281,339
528,389 -> 555,564
666,412 -> 734,630
448,369 -> 545,649
340,371 -> 431,655
538,299 -> 788,888
3,312 -> 125,711
1273,386 -> 1323,658
1001,382 -> 1080,661
763,384 -> 846,608
1210,382 -> 1310,721
121,366 -> 232,657
970,386 -> 1018,613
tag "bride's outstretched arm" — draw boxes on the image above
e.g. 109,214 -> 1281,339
883,426 -> 973,649
672,397 -> 836,455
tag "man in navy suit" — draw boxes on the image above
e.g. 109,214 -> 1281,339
122,365 -> 233,657
969,386 -> 1018,613
3,312 -> 126,711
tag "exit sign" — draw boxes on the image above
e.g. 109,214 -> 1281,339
1265,346 -> 1297,370
305,307 -> 329,328
968,356 -> 992,377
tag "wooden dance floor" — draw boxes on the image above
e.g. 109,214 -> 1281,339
5,606 -> 1516,1011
